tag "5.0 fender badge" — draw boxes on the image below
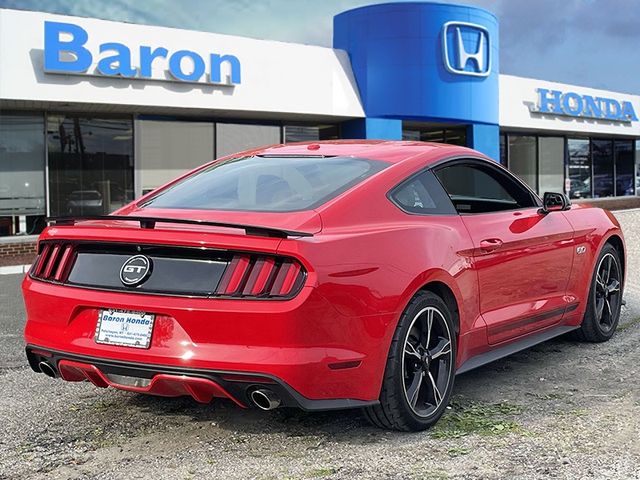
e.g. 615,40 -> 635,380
576,246 -> 587,255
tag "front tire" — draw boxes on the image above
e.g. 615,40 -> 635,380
573,243 -> 623,343
363,291 -> 456,431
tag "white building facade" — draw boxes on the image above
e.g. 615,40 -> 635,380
0,5 -> 638,238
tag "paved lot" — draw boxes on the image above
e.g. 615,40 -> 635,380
1,211 -> 640,479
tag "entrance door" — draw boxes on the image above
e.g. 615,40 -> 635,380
434,160 -> 575,345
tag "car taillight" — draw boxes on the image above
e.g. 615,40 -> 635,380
31,242 -> 76,282
215,254 -> 305,299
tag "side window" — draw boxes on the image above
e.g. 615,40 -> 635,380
390,170 -> 456,215
434,162 -> 537,214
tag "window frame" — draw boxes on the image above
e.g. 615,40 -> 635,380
430,156 -> 542,215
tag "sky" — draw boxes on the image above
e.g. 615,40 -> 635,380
1,0 -> 638,94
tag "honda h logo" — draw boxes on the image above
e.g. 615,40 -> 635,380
442,21 -> 491,77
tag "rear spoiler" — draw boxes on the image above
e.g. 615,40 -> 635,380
46,216 -> 314,239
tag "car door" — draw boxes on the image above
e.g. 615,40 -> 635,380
434,159 -> 575,345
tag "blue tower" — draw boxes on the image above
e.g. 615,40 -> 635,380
334,2 -> 500,159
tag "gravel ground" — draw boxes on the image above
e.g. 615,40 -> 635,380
1,210 -> 640,480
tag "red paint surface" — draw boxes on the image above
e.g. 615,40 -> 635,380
23,141 -> 625,405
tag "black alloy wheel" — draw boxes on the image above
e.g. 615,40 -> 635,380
573,243 -> 623,343
364,291 -> 456,431
594,251 -> 622,334
402,306 -> 453,417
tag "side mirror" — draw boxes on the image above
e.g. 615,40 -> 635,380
540,192 -> 571,214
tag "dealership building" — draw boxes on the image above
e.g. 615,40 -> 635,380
0,3 -> 639,245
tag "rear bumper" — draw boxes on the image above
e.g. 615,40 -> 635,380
26,346 -> 377,411
23,276 -> 395,405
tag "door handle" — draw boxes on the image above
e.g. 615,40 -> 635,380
479,238 -> 503,252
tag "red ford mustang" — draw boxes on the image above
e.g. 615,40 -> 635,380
23,141 -> 625,431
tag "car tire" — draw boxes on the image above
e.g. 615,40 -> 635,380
572,243 -> 623,343
363,291 -> 456,431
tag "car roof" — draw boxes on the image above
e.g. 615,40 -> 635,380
228,140 -> 486,165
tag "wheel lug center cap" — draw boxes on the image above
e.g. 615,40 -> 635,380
422,354 -> 430,368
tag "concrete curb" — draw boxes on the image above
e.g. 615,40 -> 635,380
612,208 -> 640,214
0,264 -> 31,275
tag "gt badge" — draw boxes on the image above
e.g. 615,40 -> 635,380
120,255 -> 152,286
576,246 -> 587,255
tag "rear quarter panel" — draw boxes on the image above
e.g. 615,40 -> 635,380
277,156 -> 486,386
278,219 -> 481,395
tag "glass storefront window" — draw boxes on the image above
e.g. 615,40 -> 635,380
401,124 -> 466,146
417,129 -> 445,143
503,134 -> 637,200
614,140 -> 634,196
636,140 -> 640,196
592,139 -> 614,198
0,113 -> 46,235
568,139 -> 591,199
538,137 -> 564,195
217,123 -> 281,158
507,135 -> 537,191
138,120 -> 214,195
443,129 -> 466,146
284,124 -> 339,143
47,115 -> 134,217
402,130 -> 421,141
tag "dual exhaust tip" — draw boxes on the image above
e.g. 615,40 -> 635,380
249,388 -> 281,411
38,361 -> 281,410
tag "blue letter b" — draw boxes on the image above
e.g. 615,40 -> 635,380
44,21 -> 92,73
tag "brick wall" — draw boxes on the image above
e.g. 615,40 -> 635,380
0,241 -> 37,257
0,240 -> 37,267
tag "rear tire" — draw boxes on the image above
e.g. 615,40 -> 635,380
573,243 -> 623,343
363,291 -> 456,431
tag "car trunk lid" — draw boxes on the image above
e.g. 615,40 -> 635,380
33,208 -> 317,298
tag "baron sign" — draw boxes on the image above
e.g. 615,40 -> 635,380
530,88 -> 637,123
43,21 -> 241,86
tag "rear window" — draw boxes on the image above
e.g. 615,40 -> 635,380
142,156 -> 388,212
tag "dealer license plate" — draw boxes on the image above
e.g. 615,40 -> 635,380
95,309 -> 155,349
